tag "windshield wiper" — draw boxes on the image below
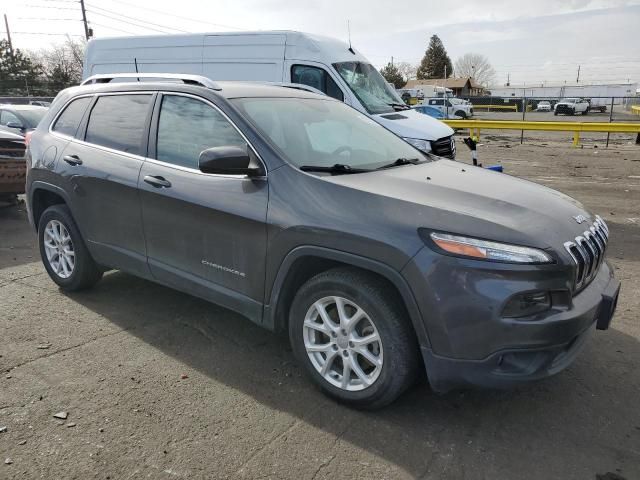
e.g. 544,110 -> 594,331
387,102 -> 411,111
376,158 -> 421,170
300,163 -> 372,174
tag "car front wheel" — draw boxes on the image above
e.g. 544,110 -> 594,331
289,267 -> 420,409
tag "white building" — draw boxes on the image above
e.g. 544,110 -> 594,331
488,83 -> 638,103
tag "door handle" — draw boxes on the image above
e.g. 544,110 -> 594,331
143,175 -> 172,188
63,154 -> 82,166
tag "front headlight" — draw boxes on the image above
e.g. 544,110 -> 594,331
429,232 -> 553,264
402,137 -> 432,153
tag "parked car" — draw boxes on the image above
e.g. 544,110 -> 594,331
536,101 -> 552,112
26,75 -> 620,408
424,97 -> 474,119
554,98 -> 590,116
0,105 -> 48,136
29,100 -> 52,107
83,31 -> 456,158
0,129 -> 27,202
412,105 -> 461,120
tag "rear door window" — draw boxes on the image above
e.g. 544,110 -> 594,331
85,94 -> 152,155
291,65 -> 344,101
156,94 -> 246,169
52,97 -> 92,137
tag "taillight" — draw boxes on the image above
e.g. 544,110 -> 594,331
24,130 -> 34,147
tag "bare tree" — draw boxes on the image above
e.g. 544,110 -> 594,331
394,62 -> 418,81
33,37 -> 86,89
454,53 -> 496,87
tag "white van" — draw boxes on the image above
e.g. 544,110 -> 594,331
83,31 -> 456,158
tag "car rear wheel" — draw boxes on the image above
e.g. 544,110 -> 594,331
38,205 -> 103,291
289,267 -> 420,409
454,110 -> 467,119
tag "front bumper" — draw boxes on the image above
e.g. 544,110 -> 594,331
402,249 -> 620,393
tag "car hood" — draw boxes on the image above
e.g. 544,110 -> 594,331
325,159 -> 593,249
372,109 -> 454,141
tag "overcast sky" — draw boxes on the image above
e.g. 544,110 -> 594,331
3,0 -> 639,86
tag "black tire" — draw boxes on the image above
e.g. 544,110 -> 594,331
38,204 -> 103,291
454,110 -> 467,119
569,109 -> 575,116
554,111 -> 558,116
583,108 -> 588,115
289,267 -> 420,409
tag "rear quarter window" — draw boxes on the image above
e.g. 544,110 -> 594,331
85,94 -> 152,156
52,97 -> 92,137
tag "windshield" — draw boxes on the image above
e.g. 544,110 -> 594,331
333,62 -> 404,115
561,98 -> 578,103
17,109 -> 47,128
232,97 -> 428,170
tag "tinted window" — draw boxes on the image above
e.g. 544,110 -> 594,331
291,65 -> 344,101
85,94 -> 152,155
52,97 -> 91,137
1,111 -> 21,127
156,95 -> 246,169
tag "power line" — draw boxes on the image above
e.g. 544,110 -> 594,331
23,4 -> 80,10
11,31 -> 84,36
16,17 -> 81,21
102,0 -> 242,31
86,10 -> 175,34
86,4 -> 187,33
89,21 -> 138,36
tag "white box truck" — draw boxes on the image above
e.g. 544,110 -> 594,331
82,31 -> 456,157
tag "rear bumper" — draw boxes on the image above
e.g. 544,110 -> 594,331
418,263 -> 620,393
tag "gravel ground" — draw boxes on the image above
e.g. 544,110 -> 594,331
1,140 -> 639,479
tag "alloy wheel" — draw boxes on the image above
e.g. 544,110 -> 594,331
43,219 -> 75,279
302,296 -> 383,391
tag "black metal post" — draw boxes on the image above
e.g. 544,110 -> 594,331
606,96 -> 614,148
520,97 -> 526,144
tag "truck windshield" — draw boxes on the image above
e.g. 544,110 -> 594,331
333,62 -> 404,115
232,97 -> 428,171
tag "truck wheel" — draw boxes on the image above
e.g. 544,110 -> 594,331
455,110 -> 467,119
554,111 -> 558,116
38,204 -> 103,291
289,267 -> 420,409
583,109 -> 588,115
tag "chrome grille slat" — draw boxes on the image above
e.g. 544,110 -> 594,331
563,216 -> 609,291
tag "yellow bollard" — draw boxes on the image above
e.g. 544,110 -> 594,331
573,131 -> 580,147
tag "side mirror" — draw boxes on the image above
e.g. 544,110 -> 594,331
198,146 -> 262,176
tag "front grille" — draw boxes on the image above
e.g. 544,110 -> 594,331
555,105 -> 574,113
564,215 -> 609,291
431,136 -> 455,159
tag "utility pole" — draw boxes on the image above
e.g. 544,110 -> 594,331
576,65 -> 581,84
391,56 -> 393,66
4,14 -> 13,56
79,0 -> 90,40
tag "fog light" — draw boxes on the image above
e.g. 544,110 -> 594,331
502,291 -> 551,318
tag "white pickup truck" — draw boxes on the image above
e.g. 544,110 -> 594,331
424,97 -> 474,119
554,98 -> 590,116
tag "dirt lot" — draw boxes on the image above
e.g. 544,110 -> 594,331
1,140 -> 639,479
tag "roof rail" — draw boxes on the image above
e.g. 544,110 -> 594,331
264,82 -> 326,96
81,73 -> 221,90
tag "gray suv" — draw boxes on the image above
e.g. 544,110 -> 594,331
26,74 -> 620,408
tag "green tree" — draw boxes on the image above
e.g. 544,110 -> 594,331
0,39 -> 42,94
380,62 -> 405,89
416,35 -> 453,80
